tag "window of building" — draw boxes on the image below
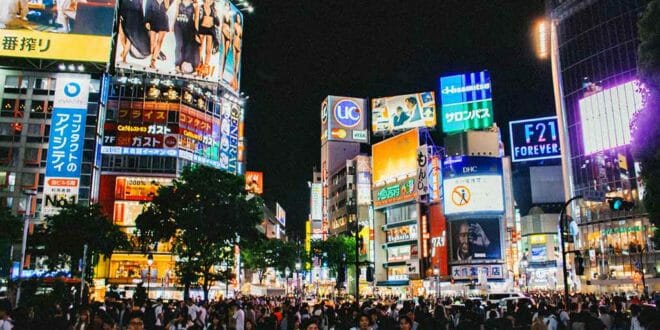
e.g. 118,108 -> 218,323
24,148 -> 41,165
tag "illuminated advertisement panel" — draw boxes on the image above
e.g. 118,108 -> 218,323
219,101 -> 240,173
0,1 -> 115,62
103,123 -> 179,149
113,201 -> 146,226
429,203 -> 448,276
371,128 -> 419,185
275,203 -> 286,227
325,96 -> 369,143
439,71 -> 494,133
442,156 -> 504,216
42,75 -> 90,216
509,116 -> 561,162
372,92 -> 436,133
114,177 -> 172,202
356,155 -> 372,205
451,264 -> 504,280
245,171 -> 263,195
310,183 -> 322,221
385,224 -> 418,243
115,0 -> 243,93
373,178 -> 416,208
578,80 -> 641,154
449,218 -> 503,264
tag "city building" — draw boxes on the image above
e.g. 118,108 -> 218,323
548,0 -> 658,292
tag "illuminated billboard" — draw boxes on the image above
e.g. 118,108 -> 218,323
442,156 -> 504,216
245,171 -> 263,195
579,80 -> 641,154
439,71 -> 494,133
42,75 -> 90,216
372,92 -> 436,133
509,116 -> 561,162
322,96 -> 369,143
449,218 -> 503,264
0,1 -> 115,62
276,203 -> 286,227
371,128 -> 419,185
115,177 -> 172,202
356,155 -> 372,205
310,183 -> 322,221
115,0 -> 243,93
373,178 -> 416,208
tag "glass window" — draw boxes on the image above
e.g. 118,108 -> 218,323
26,124 -> 42,136
24,148 -> 40,164
20,172 -> 38,188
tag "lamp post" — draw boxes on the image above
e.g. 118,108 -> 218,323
146,253 -> 153,298
433,267 -> 440,299
221,261 -> 229,298
295,260 -> 301,298
285,267 -> 290,296
16,189 -> 36,306
521,256 -> 529,292
559,195 -> 583,308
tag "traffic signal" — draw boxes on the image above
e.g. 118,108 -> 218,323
608,197 -> 634,211
366,265 -> 374,282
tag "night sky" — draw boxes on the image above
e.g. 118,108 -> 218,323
241,0 -> 555,236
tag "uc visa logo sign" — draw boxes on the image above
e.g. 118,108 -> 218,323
333,99 -> 362,128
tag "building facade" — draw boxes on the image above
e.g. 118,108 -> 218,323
549,0 -> 658,292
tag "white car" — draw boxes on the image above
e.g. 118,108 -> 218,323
486,292 -> 526,304
498,296 -> 536,312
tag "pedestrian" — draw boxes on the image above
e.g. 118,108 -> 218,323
0,300 -> 13,330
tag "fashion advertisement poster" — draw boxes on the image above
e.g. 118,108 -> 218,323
116,0 -> 243,93
449,218 -> 502,264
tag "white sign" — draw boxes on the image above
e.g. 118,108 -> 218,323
42,178 -> 79,216
416,145 -> 429,200
310,183 -> 322,221
442,175 -> 504,215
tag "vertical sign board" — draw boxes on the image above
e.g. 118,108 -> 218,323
42,75 -> 91,216
416,145 -> 430,201
276,203 -> 286,228
326,96 -> 369,143
310,183 -> 323,221
509,116 -> 561,162
439,71 -> 494,133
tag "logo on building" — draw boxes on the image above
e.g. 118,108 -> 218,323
334,99 -> 361,128
64,82 -> 81,97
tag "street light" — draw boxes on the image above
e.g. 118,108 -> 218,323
520,255 -> 529,292
16,189 -> 36,306
295,260 -> 301,298
433,267 -> 440,299
147,253 -> 154,298
285,267 -> 290,296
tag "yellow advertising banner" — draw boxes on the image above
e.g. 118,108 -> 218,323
372,128 -> 419,185
0,30 -> 111,62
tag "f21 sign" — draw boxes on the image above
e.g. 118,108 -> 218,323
509,116 -> 561,162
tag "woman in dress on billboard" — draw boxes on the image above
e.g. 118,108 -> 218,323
118,0 -> 151,62
173,0 -> 200,74
231,12 -> 243,90
145,0 -> 171,69
197,0 -> 220,78
219,0 -> 233,79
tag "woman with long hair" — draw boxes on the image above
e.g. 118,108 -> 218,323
231,12 -> 243,89
219,0 -> 233,78
197,0 -> 220,77
118,0 -> 151,62
173,0 -> 200,74
145,0 -> 171,69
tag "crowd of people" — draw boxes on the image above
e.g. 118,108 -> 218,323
0,292 -> 658,330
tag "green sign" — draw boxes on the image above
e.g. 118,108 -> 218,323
601,225 -> 656,236
374,178 -> 415,207
441,100 -> 494,133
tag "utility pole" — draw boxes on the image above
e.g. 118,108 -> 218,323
16,189 -> 36,307
559,195 -> 582,308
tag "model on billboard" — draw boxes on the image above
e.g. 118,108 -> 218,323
455,221 -> 491,261
393,106 -> 410,128
118,0 -> 151,62
219,1 -> 233,78
145,0 -> 171,69
199,0 -> 220,77
231,12 -> 243,90
173,0 -> 200,73
405,97 -> 422,122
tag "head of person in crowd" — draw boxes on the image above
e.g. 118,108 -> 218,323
358,312 -> 372,330
127,311 -> 145,330
398,315 -> 413,330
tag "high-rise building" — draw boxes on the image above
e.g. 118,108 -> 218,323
548,0 -> 658,292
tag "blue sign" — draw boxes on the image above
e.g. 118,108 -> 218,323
509,116 -> 561,162
439,71 -> 494,133
45,108 -> 87,178
334,99 -> 362,128
442,156 -> 502,178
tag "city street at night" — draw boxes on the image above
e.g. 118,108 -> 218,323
0,0 -> 659,329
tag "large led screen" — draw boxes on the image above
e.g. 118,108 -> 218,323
371,128 -> 419,185
244,171 -> 263,195
449,218 -> 502,264
439,71 -> 494,133
115,0 -> 243,93
0,1 -> 115,62
442,156 -> 504,216
372,92 -> 436,133
579,81 -> 641,155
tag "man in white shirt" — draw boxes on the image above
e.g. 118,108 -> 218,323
186,299 -> 200,324
232,303 -> 245,330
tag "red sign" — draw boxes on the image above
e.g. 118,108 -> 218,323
429,203 -> 448,276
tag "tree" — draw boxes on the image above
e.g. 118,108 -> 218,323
0,207 -> 22,241
311,235 -> 356,273
242,238 -> 277,285
135,166 -> 263,301
634,0 -> 660,243
40,203 -> 130,280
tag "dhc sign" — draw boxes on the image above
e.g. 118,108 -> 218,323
334,99 -> 362,128
509,116 -> 561,162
